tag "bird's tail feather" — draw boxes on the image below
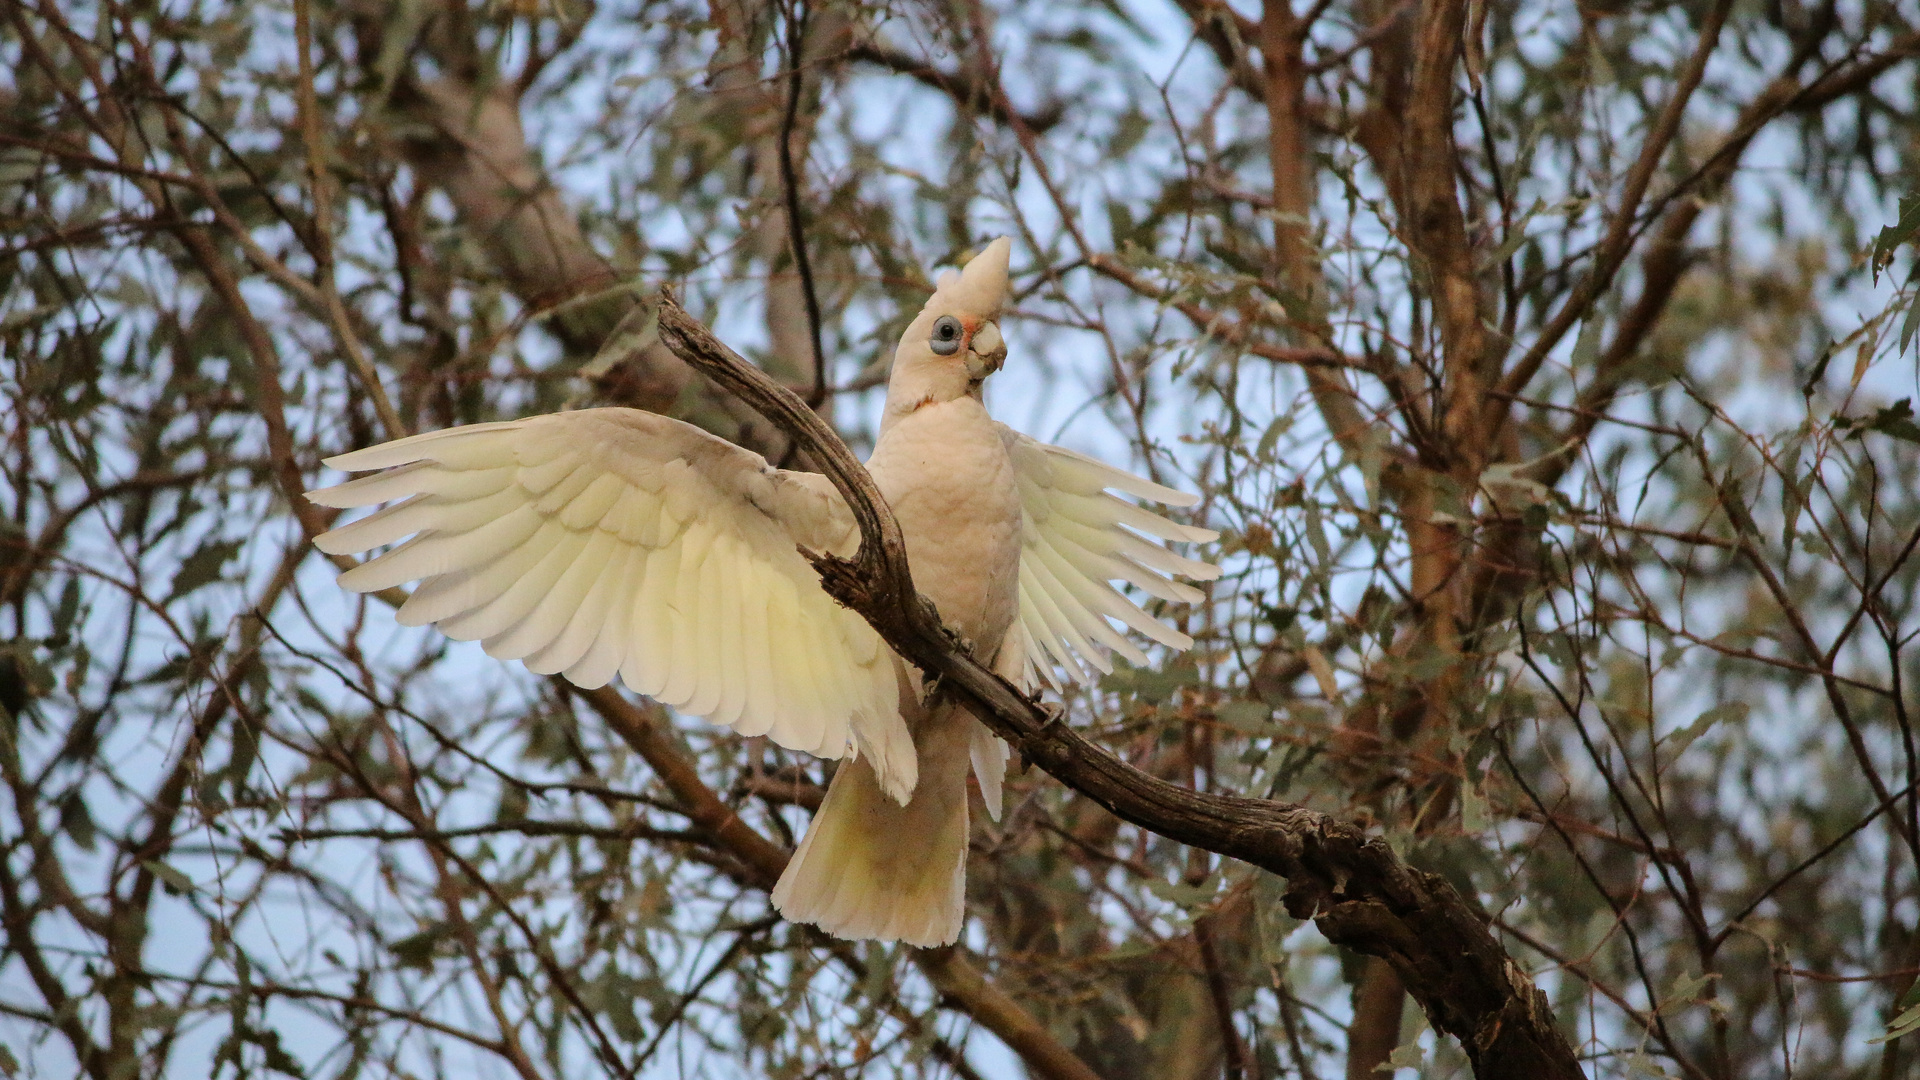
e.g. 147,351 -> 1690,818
771,706 -> 973,947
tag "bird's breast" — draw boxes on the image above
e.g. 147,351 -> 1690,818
866,400 -> 1023,651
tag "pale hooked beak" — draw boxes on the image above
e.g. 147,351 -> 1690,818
965,320 -> 1006,382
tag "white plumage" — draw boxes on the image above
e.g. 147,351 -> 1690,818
309,237 -> 1217,947
310,408 -> 912,797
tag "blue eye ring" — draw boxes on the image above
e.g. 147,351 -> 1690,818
929,315 -> 964,356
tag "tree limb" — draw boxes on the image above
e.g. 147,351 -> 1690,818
846,40 -> 1066,133
651,292 -> 1587,1080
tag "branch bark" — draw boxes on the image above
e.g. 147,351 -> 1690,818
651,293 -> 1586,1080
846,39 -> 1066,132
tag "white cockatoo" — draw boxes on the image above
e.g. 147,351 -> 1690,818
307,238 -> 1217,946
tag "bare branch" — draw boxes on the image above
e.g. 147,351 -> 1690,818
846,40 -> 1066,132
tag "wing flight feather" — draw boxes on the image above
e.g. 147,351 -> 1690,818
309,408 -> 917,802
998,425 -> 1218,691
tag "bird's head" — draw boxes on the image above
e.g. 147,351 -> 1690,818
885,237 -> 1011,415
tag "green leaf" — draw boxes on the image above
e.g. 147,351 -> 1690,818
1871,193 -> 1920,283
1801,338 -> 1837,394
1380,1040 -> 1425,1071
1146,875 -> 1218,908
1663,969 -> 1718,1008
0,645 -> 55,714
1109,108 -> 1151,157
1303,500 -> 1331,568
1477,198 -> 1547,272
1780,468 -> 1811,549
51,577 -> 81,642
1256,413 -> 1293,459
496,783 -> 530,822
1206,239 -> 1263,277
388,923 -> 451,969
370,0 -> 436,96
1662,702 -> 1747,762
0,149 -> 39,189
1459,780 -> 1490,832
1899,291 -> 1920,358
1717,473 -> 1758,537
1106,199 -> 1139,248
1625,1052 -> 1673,1078
585,967 -> 648,1042
250,1028 -> 307,1078
1103,658 -> 1198,704
1835,398 -> 1920,444
1870,1002 -> 1920,1045
1215,699 -> 1272,733
60,793 -> 97,852
143,860 -> 192,895
1571,316 -> 1603,370
168,538 -> 242,601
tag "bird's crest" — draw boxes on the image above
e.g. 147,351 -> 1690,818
931,237 -> 1011,316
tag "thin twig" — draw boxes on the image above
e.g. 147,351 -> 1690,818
776,0 -> 829,411
1713,778 -> 1920,945
292,0 -> 404,440
278,820 -> 709,845
1493,0 -> 1733,409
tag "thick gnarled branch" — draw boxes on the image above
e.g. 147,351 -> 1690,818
651,293 -> 1586,1080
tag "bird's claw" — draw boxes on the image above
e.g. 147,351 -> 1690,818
1014,703 -> 1067,775
919,630 -> 979,706
919,672 -> 945,706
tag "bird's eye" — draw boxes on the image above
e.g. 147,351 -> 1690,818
929,315 -> 964,356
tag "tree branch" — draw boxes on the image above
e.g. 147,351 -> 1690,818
1493,0 -> 1733,408
1086,253 -> 1359,371
651,292 -> 1586,1080
776,0 -> 828,409
846,40 -> 1066,133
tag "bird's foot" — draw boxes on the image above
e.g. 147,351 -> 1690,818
919,672 -> 942,704
938,623 -> 976,657
1014,703 -> 1068,775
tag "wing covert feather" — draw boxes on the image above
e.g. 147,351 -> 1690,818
309,408 -> 916,802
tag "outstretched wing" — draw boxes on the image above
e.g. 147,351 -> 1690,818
308,408 -> 916,802
997,426 -> 1219,690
